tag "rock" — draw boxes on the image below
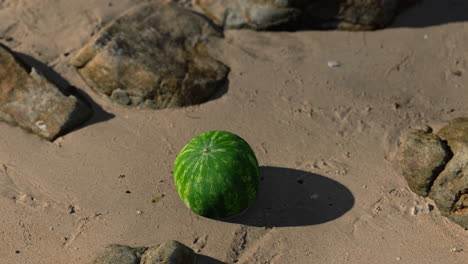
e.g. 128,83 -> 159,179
140,240 -> 196,264
398,130 -> 452,197
437,117 -> 468,155
195,0 -> 301,30
429,144 -> 468,228
72,3 -> 229,109
0,44 -> 92,140
195,0 -> 419,30
91,244 -> 147,264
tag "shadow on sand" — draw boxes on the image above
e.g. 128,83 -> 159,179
197,254 -> 227,264
222,166 -> 354,227
391,0 -> 468,28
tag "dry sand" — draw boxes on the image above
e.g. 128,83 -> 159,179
0,0 -> 467,263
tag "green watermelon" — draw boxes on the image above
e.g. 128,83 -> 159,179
173,130 -> 260,219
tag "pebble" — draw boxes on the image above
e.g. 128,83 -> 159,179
450,248 -> 463,253
136,210 -> 142,215
328,60 -> 342,68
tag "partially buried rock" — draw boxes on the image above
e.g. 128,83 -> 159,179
0,44 -> 92,140
429,144 -> 468,228
195,0 -> 419,30
91,244 -> 147,264
140,240 -> 196,264
437,117 -> 468,155
398,130 -> 452,197
398,119 -> 468,229
72,3 -> 229,109
195,0 -> 301,30
90,241 -> 197,264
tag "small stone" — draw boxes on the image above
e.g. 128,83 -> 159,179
35,120 -> 48,131
411,125 -> 433,133
450,248 -> 463,253
423,34 -> 429,39
91,244 -> 147,264
130,96 -> 144,106
398,130 -> 452,197
111,89 -> 131,106
452,70 -> 462,77
328,61 -> 342,68
140,240 -> 196,264
136,210 -> 142,215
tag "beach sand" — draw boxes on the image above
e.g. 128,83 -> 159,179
0,0 -> 467,263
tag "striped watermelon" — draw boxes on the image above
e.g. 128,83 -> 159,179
173,130 -> 260,219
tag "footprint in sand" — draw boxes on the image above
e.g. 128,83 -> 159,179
0,164 -> 55,209
227,226 -> 285,264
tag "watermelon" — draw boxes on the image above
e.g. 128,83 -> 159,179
173,130 -> 260,219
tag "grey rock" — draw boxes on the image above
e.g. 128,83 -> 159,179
111,89 -> 131,106
195,0 -> 419,30
429,144 -> 468,228
140,240 -> 196,264
194,0 -> 300,30
0,44 -> 92,140
398,130 -> 452,197
72,3 -> 229,109
437,117 -> 468,155
91,244 -> 147,264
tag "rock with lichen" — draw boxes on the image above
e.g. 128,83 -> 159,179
399,119 -> 468,229
140,240 -> 197,264
91,244 -> 147,264
0,44 -> 92,140
398,130 -> 451,197
89,241 -> 197,264
72,3 -> 229,109
437,117 -> 468,155
429,144 -> 467,228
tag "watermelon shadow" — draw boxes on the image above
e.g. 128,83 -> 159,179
197,254 -> 226,264
222,166 -> 354,227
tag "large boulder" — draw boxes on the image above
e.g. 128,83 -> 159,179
399,119 -> 468,229
72,3 -> 229,109
195,0 -> 419,30
0,44 -> 92,140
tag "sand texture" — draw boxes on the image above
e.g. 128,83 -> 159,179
0,0 -> 467,263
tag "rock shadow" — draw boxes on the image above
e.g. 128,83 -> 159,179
197,254 -> 226,264
209,79 -> 229,102
13,52 -> 114,138
222,166 -> 354,227
390,0 -> 468,28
